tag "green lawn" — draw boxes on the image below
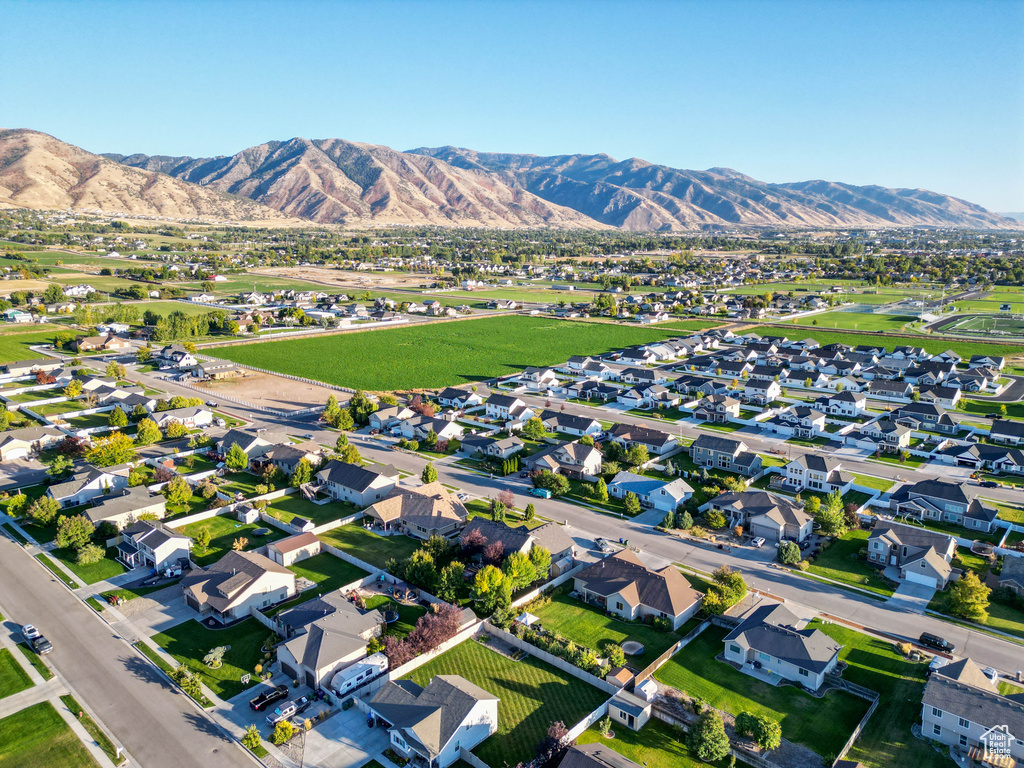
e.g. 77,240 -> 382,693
929,592 -> 1024,641
991,502 -> 1024,525
654,625 -> 870,757
852,473 -> 894,492
217,471 -> 264,499
152,617 -> 267,700
405,637 -> 607,767
175,515 -> 287,567
0,701 -> 101,768
784,435 -> 832,447
577,720 -> 737,768
317,522 -> 420,568
266,494 -> 357,526
214,315 -> 726,390
805,529 -> 895,596
867,453 -> 929,470
58,694 -> 119,764
31,399 -> 85,417
962,399 -> 1024,420
808,620 -> 953,768
34,553 -> 79,588
2,387 -> 64,403
363,595 -> 427,637
50,546 -> 126,585
0,330 -> 62,364
529,592 -> 682,665
795,311 -> 920,332
264,553 -> 369,615
0,648 -> 33,700
16,643 -> 53,681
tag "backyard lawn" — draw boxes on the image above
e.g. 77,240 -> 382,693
0,701 -> 101,768
217,471 -> 264,499
529,592 -> 682,665
175,515 -> 287,567
405,637 -> 607,767
653,625 -> 870,757
152,617 -> 267,700
264,553 -> 369,615
851,473 -> 894,492
266,494 -> 357,526
363,595 -> 427,637
0,648 -> 33,700
317,522 -> 420,569
808,620 -> 952,768
805,529 -> 895,596
577,720 -> 736,768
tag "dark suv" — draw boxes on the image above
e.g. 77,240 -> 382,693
919,632 -> 955,654
31,635 -> 53,655
249,684 -> 289,711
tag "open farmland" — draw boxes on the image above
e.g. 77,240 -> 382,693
0,329 -> 61,363
213,315 -> 718,390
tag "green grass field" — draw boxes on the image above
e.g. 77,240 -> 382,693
152,618 -> 266,700
405,638 -> 607,767
0,648 -> 33,700
317,523 -> 421,568
175,515 -> 287,567
791,311 -> 920,332
265,553 -> 369,614
265,494 -> 358,526
213,315 -> 718,390
653,625 -> 870,756
805,529 -> 895,596
0,701 -> 101,768
0,330 -> 60,364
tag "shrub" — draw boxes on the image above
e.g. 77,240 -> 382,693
241,725 -> 261,752
688,709 -> 730,763
76,543 -> 105,566
271,720 -> 294,745
777,541 -> 801,565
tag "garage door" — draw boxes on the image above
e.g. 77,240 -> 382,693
905,569 -> 937,588
3,448 -> 28,460
281,662 -> 297,680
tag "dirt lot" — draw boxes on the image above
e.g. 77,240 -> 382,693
191,370 -> 341,411
254,266 -> 432,291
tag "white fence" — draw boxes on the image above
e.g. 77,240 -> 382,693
319,541 -> 385,577
565,700 -> 611,742
510,559 -> 588,609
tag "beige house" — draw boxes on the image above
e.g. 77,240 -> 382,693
267,532 -> 321,567
362,482 -> 468,540
182,550 -> 296,623
0,425 -> 63,460
573,549 -> 703,630
85,486 -> 167,530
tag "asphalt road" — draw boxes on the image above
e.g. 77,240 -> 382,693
0,535 -> 253,768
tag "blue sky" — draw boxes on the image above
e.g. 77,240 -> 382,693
3,0 -> 1023,210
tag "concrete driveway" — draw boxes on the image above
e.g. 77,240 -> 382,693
303,706 -> 390,768
123,594 -> 194,636
0,457 -> 47,492
887,579 -> 937,614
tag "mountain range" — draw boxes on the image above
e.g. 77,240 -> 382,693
0,128 -> 1015,230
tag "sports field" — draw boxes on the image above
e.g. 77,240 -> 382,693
213,315 -> 713,390
941,314 -> 1024,336
788,311 -> 919,332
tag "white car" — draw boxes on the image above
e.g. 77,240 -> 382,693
752,537 -> 766,549
21,624 -> 40,640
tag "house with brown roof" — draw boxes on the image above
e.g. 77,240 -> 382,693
362,481 -> 469,540
460,519 -> 575,575
267,532 -> 321,567
181,550 -> 296,623
573,549 -> 703,630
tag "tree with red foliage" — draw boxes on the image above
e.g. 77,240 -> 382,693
154,465 -> 175,484
55,436 -> 87,457
35,370 -> 56,385
459,528 -> 487,556
483,540 -> 505,564
497,488 -> 515,510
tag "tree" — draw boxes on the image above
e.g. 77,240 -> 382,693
735,712 -> 781,751
337,443 -> 362,464
136,347 -> 152,364
27,495 -> 60,525
241,724 -> 262,753
225,442 -> 249,471
55,514 -> 94,549
163,476 -> 193,507
422,462 -> 438,484
290,458 -> 313,487
86,432 -> 137,467
232,536 -> 249,552
595,478 -> 609,502
623,492 -> 641,516
474,565 -> 511,614
108,407 -> 129,428
947,570 -> 990,622
503,551 -> 538,591
6,493 -> 28,517
626,444 -> 649,467
521,417 -> 548,441
777,541 -> 801,565
47,454 -> 75,479
436,561 -> 465,602
676,509 -> 694,530
194,528 -> 212,550
105,361 -> 126,378
165,421 -> 188,439
704,509 -> 727,529
524,502 -> 536,521
271,720 -> 294,746
491,499 -> 506,522
348,390 -> 378,425
688,709 -> 731,763
63,379 -> 83,398
528,545 -> 551,581
803,496 -> 821,517
816,489 -> 848,538
43,283 -> 66,304
134,417 -> 161,446
534,470 -> 569,496
579,434 -> 594,447
76,543 -> 105,566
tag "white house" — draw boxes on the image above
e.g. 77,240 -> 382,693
181,550 -> 296,623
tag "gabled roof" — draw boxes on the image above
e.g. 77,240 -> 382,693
691,433 -> 745,455
924,659 -> 1024,739
363,482 -> 468,530
558,744 -> 642,768
87,486 -> 165,523
316,460 -> 399,492
282,596 -> 384,672
724,603 -> 841,674
181,550 -> 293,612
575,549 -> 702,618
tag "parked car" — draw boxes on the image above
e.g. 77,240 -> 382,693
595,537 -> 612,553
519,471 -> 530,478
215,418 -> 227,428
304,433 -> 314,440
21,624 -> 39,641
529,487 -> 552,499
918,633 -> 955,654
31,635 -> 53,655
979,481 -> 998,488
752,537 -> 766,548
369,428 -> 380,435
250,684 -> 289,711
266,701 -> 298,725
205,401 -> 218,408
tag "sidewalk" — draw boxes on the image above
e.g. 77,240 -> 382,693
0,677 -> 66,719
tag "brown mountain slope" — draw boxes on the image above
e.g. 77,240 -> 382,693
0,129 -> 300,223
105,137 -> 607,229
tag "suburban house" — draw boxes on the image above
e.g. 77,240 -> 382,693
690,434 -> 763,476
47,465 -> 129,508
485,394 -> 534,423
937,443 -> 1024,476
461,518 -> 576,575
394,415 -> 465,443
182,550 -> 297,623
194,359 -> 243,380
692,394 -> 741,423
777,455 -> 853,494
921,657 -> 1024,764
520,366 -> 561,390
891,403 -> 961,436
707,490 -> 812,543
918,384 -> 963,410
888,480 -> 999,533
85,486 -> 167,529
369,406 -> 416,432
866,522 -> 958,589
813,390 -> 867,417
723,603 -> 842,691
969,355 -> 1006,371
524,440 -> 603,479
990,418 -> 1024,446
435,388 -> 483,409
573,549 -> 703,630
215,427 -> 287,460
0,425 -> 63,460
149,406 -> 215,429
847,419 -> 912,452
277,595 -> 384,689
538,410 -> 602,437
361,482 -> 469,539
71,333 -> 132,353
998,556 -> 1024,596
606,471 -> 694,513
1,358 -> 65,378
156,344 -> 198,369
267,532 -> 322,567
742,378 -> 781,405
365,675 -> 499,768
314,460 -> 401,507
459,434 -> 524,460
558,744 -> 645,768
607,423 -> 677,456
765,406 -> 827,438
116,519 -> 191,571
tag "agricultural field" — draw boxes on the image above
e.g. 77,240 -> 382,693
213,315 -> 717,390
785,311 -> 921,332
0,329 -> 61,363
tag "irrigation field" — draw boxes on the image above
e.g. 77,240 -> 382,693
213,315 -> 720,390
